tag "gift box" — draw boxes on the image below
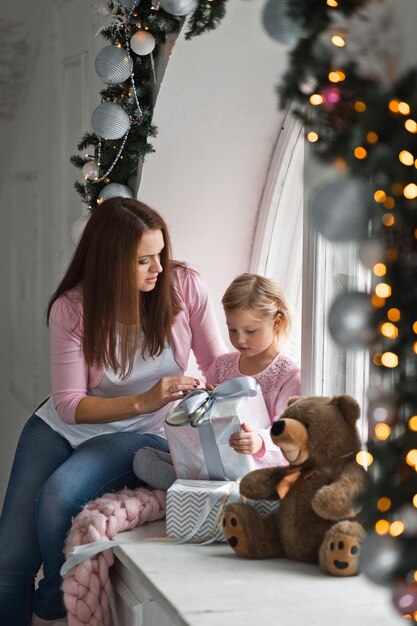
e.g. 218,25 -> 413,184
164,376 -> 270,481
166,479 -> 279,544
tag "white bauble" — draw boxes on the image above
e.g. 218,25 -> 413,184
82,160 -> 100,181
71,215 -> 90,245
91,102 -> 130,140
98,183 -> 134,203
159,0 -> 198,16
130,31 -> 156,56
95,45 -> 133,84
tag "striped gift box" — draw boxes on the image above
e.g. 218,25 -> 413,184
166,479 -> 279,544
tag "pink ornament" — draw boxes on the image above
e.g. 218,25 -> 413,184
321,86 -> 341,110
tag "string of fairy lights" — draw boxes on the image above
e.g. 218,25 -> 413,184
273,0 -> 417,618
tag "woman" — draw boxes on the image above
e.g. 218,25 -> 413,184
0,197 -> 226,626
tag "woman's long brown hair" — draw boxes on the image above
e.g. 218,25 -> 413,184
47,197 -> 183,377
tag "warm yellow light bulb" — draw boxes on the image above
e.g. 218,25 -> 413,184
307,131 -> 319,143
309,94 -> 324,106
398,102 -> 411,115
327,0 -> 338,6
331,34 -> 346,47
372,353 -> 383,366
374,189 -> 387,203
375,283 -> 392,298
372,294 -> 386,308
383,196 -> 395,209
390,521 -> 405,537
356,450 -> 373,468
404,183 -> 417,199
354,101 -> 366,112
389,100 -> 400,113
382,213 -> 395,227
408,416 -> 417,432
413,321 -> 417,334
413,342 -> 417,355
381,352 -> 398,368
387,308 -> 400,321
405,119 -> 417,133
328,70 -> 345,83
413,494 -> 417,508
406,449 -> 417,466
375,519 -> 390,535
373,263 -> 386,276
380,322 -> 398,339
399,150 -> 414,166
366,131 -> 379,144
375,423 -> 391,440
377,497 -> 391,512
354,146 -> 367,159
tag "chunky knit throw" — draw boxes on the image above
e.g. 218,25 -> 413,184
62,487 -> 166,626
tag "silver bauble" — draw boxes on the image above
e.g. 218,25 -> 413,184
158,0 -> 198,16
71,215 -> 90,246
310,175 -> 370,242
117,0 -> 137,9
130,31 -> 156,56
328,291 -> 377,349
92,103 -> 130,140
82,160 -> 100,181
262,0 -> 301,46
98,183 -> 134,203
360,533 -> 402,586
95,45 -> 133,84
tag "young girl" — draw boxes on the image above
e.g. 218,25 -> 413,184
134,273 -> 301,488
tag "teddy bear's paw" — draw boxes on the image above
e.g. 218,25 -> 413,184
320,525 -> 364,577
312,487 -> 357,521
223,507 -> 251,558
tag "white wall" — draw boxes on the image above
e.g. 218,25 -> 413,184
139,0 -> 288,334
0,0 -> 289,504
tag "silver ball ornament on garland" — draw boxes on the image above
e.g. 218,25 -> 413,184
298,74 -> 318,95
328,291 -> 377,349
82,160 -> 100,181
95,45 -> 133,84
262,0 -> 302,46
359,532 -> 402,586
310,175 -> 370,242
98,183 -> 134,203
158,0 -> 199,16
130,31 -> 156,56
71,215 -> 90,246
358,237 -> 386,269
92,103 -> 130,140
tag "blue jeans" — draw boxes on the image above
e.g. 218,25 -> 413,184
0,413 -> 168,626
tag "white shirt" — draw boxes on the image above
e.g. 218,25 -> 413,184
36,342 -> 181,447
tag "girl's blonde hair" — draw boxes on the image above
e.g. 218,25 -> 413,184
221,273 -> 291,338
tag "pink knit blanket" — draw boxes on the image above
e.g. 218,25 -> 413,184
62,487 -> 166,626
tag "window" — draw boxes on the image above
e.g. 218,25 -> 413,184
252,111 -> 370,440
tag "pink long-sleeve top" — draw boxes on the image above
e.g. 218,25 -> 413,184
208,351 -> 301,467
48,265 -> 226,424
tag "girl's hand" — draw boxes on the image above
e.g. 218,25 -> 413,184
138,375 -> 199,414
229,423 -> 263,455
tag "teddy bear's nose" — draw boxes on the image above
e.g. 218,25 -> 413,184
271,420 -> 285,436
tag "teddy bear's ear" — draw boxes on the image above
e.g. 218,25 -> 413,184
330,395 -> 360,425
287,396 -> 301,406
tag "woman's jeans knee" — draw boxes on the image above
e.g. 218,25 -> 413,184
0,413 -> 168,625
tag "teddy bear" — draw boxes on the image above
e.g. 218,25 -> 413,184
223,394 -> 367,576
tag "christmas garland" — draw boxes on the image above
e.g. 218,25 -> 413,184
276,0 -> 417,618
71,0 -> 228,210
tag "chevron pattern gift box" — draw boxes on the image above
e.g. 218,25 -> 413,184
165,377 -> 271,481
166,479 -> 279,544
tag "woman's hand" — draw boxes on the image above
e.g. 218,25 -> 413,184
229,423 -> 264,455
137,375 -> 199,414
